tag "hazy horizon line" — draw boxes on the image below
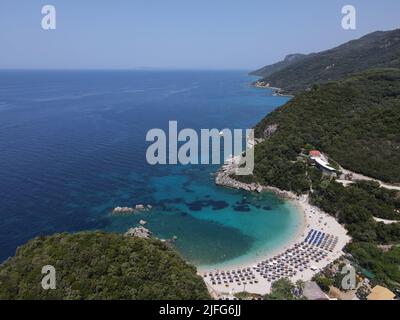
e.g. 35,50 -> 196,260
0,67 -> 253,72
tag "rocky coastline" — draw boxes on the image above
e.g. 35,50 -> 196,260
252,80 -> 294,98
215,160 -> 298,201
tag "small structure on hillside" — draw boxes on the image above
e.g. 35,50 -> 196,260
309,150 -> 337,177
328,286 -> 358,300
367,285 -> 396,300
303,281 -> 330,300
309,150 -> 322,158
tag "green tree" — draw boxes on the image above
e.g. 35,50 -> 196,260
264,278 -> 296,300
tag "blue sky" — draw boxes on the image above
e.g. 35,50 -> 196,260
0,0 -> 399,70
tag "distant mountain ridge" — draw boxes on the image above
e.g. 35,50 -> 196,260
250,53 -> 306,77
251,28 -> 400,94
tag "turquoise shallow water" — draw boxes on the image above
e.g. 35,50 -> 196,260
0,70 -> 300,267
105,167 -> 303,269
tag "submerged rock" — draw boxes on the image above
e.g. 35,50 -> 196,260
112,206 -> 135,215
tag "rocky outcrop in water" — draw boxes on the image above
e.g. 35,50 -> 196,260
215,161 -> 297,200
112,204 -> 153,215
124,226 -> 152,239
215,161 -> 263,193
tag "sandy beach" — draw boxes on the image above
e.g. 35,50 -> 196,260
202,160 -> 351,298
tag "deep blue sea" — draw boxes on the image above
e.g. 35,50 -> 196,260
0,70 -> 301,268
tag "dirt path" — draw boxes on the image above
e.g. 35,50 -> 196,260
339,168 -> 400,191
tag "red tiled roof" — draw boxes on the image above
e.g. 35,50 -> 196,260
310,150 -> 321,157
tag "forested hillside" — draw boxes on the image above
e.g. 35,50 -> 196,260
251,29 -> 400,94
252,69 -> 400,188
0,232 -> 210,300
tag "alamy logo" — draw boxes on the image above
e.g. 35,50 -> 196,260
41,265 -> 56,290
146,121 -> 254,175
341,264 -> 356,290
41,5 -> 56,30
341,5 -> 356,30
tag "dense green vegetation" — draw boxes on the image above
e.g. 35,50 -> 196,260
234,291 -> 262,300
313,275 -> 334,293
251,28 -> 400,94
263,278 -> 295,300
0,232 -> 210,300
251,69 -> 400,185
311,180 -> 400,242
346,242 -> 400,288
311,181 -> 400,288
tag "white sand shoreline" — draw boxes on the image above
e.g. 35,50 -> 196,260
197,201 -> 306,273
201,161 -> 351,297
